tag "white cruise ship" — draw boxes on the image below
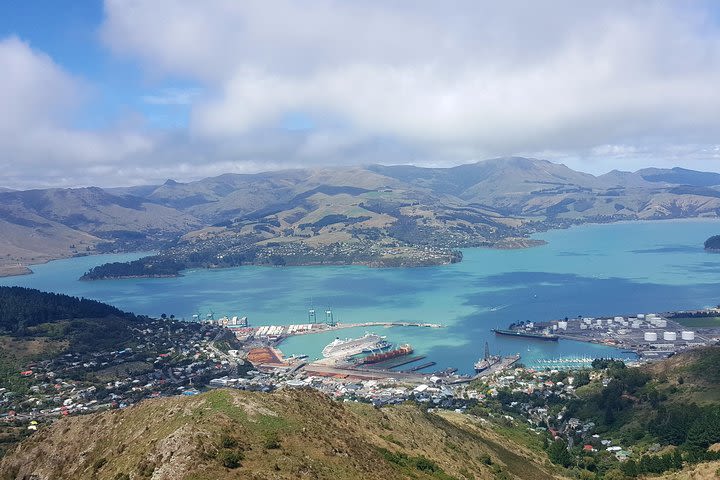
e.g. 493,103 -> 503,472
321,333 -> 385,358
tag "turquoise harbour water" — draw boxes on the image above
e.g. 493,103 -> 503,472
3,219 -> 720,374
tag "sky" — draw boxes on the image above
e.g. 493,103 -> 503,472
2,1 -> 720,188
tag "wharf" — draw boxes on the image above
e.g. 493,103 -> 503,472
251,321 -> 444,341
405,361 -> 436,372
366,355 -> 426,370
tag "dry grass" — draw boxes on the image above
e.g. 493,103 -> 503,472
0,388 -> 563,480
653,460 -> 720,480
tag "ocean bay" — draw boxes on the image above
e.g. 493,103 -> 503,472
3,219 -> 720,374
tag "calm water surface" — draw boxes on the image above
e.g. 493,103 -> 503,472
3,219 -> 720,373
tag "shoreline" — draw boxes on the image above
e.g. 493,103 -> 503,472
0,265 -> 32,277
2,215 -> 719,280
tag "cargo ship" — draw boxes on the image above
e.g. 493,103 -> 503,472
360,344 -> 413,364
474,355 -> 500,373
322,333 -> 386,358
492,328 -> 559,341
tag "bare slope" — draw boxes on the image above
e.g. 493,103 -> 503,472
0,188 -> 201,274
0,388 -> 562,480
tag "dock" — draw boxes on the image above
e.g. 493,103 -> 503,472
405,361 -> 436,372
247,321 -> 444,341
366,355 -> 426,370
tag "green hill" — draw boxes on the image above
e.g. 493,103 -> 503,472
0,286 -> 134,334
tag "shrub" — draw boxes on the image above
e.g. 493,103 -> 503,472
92,458 -> 107,471
219,450 -> 243,469
264,432 -> 281,449
219,434 -> 238,449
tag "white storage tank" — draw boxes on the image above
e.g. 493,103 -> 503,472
655,319 -> 667,328
637,314 -> 645,319
580,324 -> 588,330
558,321 -> 568,330
631,321 -> 641,329
681,331 -> 695,341
663,331 -> 677,341
614,316 -> 624,322
644,332 -> 658,342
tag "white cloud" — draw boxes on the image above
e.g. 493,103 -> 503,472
0,37 -> 159,188
98,0 -> 720,175
6,2 -> 720,188
0,36 -> 80,132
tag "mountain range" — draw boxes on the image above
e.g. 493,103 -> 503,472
3,158 -> 720,276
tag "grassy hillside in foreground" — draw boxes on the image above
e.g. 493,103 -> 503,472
0,388 -> 563,480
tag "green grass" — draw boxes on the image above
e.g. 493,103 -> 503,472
490,421 -> 546,453
672,316 -> 720,327
479,435 -> 557,480
199,390 -> 248,423
200,390 -> 292,435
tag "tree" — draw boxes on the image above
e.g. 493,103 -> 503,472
604,406 -> 615,425
574,371 -> 590,388
547,439 -> 573,467
621,460 -> 639,478
672,450 -> 683,470
603,468 -> 628,480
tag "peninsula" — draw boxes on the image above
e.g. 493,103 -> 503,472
705,234 -> 720,252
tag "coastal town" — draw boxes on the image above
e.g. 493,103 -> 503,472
4,301 -> 720,463
0,315 -> 633,462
